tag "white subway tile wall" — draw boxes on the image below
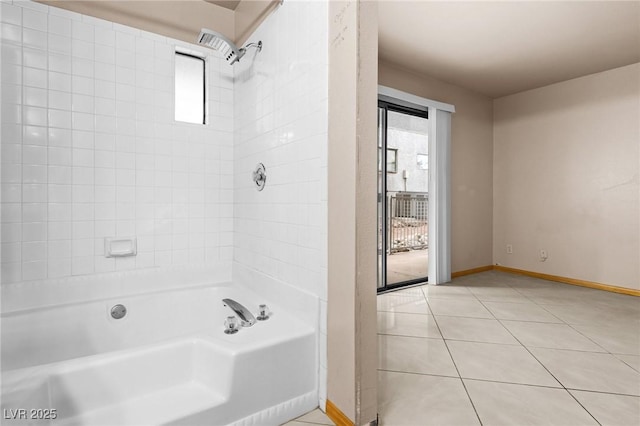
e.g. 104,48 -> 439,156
1,0 -> 234,283
2,0 -> 329,409
232,0 -> 328,406
234,0 -> 328,296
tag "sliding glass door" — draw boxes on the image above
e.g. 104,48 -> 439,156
378,101 -> 429,292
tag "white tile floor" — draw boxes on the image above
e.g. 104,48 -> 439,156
377,271 -> 640,426
286,270 -> 640,426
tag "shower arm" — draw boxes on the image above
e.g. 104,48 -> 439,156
198,0 -> 281,64
244,41 -> 263,51
231,41 -> 263,64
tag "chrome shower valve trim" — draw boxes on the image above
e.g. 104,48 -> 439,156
252,163 -> 267,191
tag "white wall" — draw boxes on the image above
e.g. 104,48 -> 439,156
379,60 -> 494,273
1,1 -> 234,286
386,126 -> 429,193
493,63 -> 640,290
327,1 -> 378,421
231,0 -> 328,406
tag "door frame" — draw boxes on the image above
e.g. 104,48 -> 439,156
378,100 -> 430,292
378,85 -> 455,286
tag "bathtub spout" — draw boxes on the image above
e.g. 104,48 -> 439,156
222,299 -> 256,327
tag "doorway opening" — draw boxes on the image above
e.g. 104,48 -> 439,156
378,101 -> 429,292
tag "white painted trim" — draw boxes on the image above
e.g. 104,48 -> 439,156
378,85 -> 456,113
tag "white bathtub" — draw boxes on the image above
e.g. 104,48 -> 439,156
1,278 -> 318,426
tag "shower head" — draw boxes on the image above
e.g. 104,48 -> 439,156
197,28 -> 241,63
197,28 -> 262,65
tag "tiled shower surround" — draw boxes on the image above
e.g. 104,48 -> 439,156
1,0 -> 234,282
232,0 -> 329,405
1,0 -> 329,410
234,0 -> 327,298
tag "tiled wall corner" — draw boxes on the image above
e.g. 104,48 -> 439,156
232,0 -> 327,298
232,0 -> 329,406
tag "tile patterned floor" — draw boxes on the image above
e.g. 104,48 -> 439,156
377,271 -> 640,425
286,271 -> 640,426
285,408 -> 335,426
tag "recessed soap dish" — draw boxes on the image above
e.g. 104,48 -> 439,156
104,237 -> 137,258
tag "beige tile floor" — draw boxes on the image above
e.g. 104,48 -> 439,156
285,271 -> 640,426
377,271 -> 640,425
285,408 -> 335,426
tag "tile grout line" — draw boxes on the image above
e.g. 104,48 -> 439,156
501,273 -> 639,378
380,272 -> 638,424
427,303 -> 485,426
459,376 -> 562,391
427,272 -> 576,424
563,392 -> 603,425
502,276 -> 637,361
376,329 -> 624,355
563,321 -> 623,357
528,299 -> 568,324
468,279 -> 604,425
563,387 -> 640,398
435,314 -> 565,324
378,368 -> 640,398
438,336 -> 520,346
486,303 -> 604,426
495,272 -> 640,370
377,309 -> 431,316
613,355 -> 640,373
378,333 -> 447,342
376,368 -> 461,380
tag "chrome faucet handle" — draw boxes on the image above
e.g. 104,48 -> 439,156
257,304 -> 270,321
252,169 -> 264,182
224,316 -> 239,334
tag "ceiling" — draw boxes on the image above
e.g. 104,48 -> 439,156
379,1 -> 640,98
204,0 -> 241,11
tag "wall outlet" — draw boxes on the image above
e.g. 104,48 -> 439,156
539,249 -> 548,262
506,244 -> 513,254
